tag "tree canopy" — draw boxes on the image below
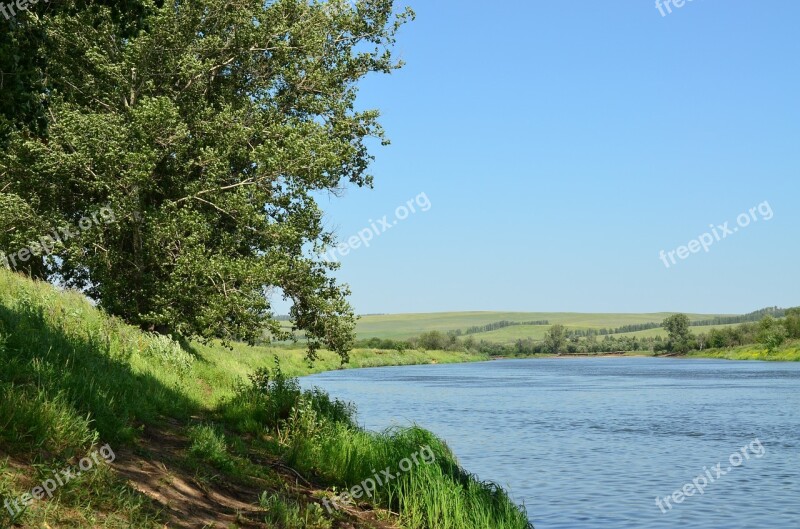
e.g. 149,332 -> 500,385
544,324 -> 567,355
662,313 -> 693,354
0,0 -> 413,360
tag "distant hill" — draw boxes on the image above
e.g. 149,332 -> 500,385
354,311 -> 736,341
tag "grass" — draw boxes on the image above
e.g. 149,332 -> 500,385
688,342 -> 800,361
288,425 -> 532,529
227,366 -> 533,529
186,423 -> 238,473
0,268 -> 529,528
185,341 -> 486,407
259,492 -> 331,529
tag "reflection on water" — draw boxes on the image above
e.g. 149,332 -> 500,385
302,358 -> 800,529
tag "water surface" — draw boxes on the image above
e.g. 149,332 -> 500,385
302,358 -> 800,528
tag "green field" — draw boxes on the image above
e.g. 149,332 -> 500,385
352,312 -> 800,361
355,311 -> 734,342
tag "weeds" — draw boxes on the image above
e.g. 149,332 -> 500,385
222,358 -> 534,529
259,492 -> 332,529
187,424 -> 236,473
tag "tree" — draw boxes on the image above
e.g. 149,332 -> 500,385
0,0 -> 158,147
757,315 -> 787,353
662,313 -> 693,354
708,328 -> 726,349
462,335 -> 475,352
0,0 -> 414,360
784,308 -> 800,339
544,324 -> 567,355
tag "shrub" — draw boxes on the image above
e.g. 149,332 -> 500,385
141,333 -> 195,378
223,357 -> 355,436
259,492 -> 331,529
187,424 -> 235,472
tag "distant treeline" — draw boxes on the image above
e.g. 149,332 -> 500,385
689,307 -> 785,327
554,307 -> 789,338
280,307 -> 787,332
450,320 -> 549,336
357,332 -> 665,356
497,335 -> 664,356
563,308 -> 787,338
565,322 -> 662,338
451,320 -> 660,338
356,307 -> 800,358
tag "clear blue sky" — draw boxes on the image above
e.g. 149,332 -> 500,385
286,0 -> 800,315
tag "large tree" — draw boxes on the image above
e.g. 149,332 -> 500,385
0,0 -> 413,360
544,324 -> 567,355
784,307 -> 800,340
662,313 -> 693,354
0,0 -> 157,145
756,315 -> 787,353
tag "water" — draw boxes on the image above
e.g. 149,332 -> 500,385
301,358 -> 800,528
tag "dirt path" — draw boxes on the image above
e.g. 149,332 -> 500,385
111,421 -> 399,529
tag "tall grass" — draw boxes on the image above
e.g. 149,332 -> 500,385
288,424 -> 533,529
0,270 -> 200,451
0,270 -> 178,526
222,362 -> 534,529
688,342 -> 800,361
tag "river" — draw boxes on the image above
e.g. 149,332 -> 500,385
301,357 -> 800,528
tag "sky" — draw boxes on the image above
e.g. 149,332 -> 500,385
280,0 -> 800,316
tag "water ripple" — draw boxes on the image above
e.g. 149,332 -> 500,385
303,358 -> 800,529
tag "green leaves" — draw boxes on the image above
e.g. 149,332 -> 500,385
544,324 -> 567,354
756,315 -> 788,353
663,313 -> 693,354
0,0 -> 413,359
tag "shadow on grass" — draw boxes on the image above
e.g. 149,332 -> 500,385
0,301 -> 202,457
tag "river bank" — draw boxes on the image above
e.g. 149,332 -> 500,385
686,343 -> 800,361
260,343 -> 799,383
0,269 -> 533,529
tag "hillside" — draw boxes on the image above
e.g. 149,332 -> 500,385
353,310 -> 799,360
355,311 -> 733,341
0,269 -> 529,529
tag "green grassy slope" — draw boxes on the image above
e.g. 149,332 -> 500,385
189,340 -> 486,404
0,269 -> 528,529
